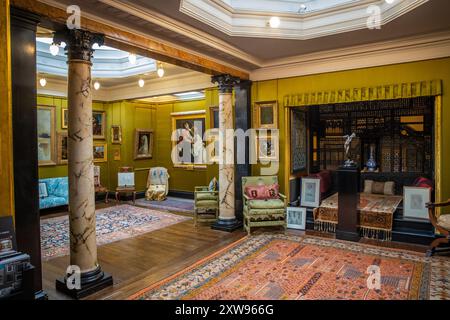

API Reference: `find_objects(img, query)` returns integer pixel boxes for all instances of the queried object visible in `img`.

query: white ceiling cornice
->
[180,0,430,40]
[250,31,450,81]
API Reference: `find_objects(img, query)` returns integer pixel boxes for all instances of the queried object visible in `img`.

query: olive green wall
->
[252,57,450,211]
[38,88,220,194]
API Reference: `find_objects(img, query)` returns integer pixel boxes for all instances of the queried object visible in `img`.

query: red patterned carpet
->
[130,234,450,300]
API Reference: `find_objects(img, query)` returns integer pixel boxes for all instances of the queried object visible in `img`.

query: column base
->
[211,218,243,232]
[56,266,113,299]
[336,230,360,242]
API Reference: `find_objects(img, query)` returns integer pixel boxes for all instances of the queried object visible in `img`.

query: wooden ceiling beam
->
[10,0,249,79]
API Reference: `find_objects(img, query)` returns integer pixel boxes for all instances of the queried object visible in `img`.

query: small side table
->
[115,186,136,205]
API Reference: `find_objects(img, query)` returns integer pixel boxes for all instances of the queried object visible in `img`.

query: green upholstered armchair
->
[242,176,287,235]
[194,186,219,226]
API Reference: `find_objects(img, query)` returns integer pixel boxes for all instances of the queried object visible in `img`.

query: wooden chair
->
[426,199,450,256]
[115,167,136,205]
[94,165,109,203]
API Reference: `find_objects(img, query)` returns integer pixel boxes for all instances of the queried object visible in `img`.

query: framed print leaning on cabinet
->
[301,178,321,208]
[287,207,306,230]
[403,187,431,220]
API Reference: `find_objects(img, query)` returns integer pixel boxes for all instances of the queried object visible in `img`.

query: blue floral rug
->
[135,197,194,214]
[40,204,190,260]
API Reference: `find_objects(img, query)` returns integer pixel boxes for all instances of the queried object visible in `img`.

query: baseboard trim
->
[168,190,195,200]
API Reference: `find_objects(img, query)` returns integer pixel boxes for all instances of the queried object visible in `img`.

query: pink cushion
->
[245,184,280,200]
[265,184,280,199]
[245,185,267,200]
[413,177,433,191]
[309,170,331,194]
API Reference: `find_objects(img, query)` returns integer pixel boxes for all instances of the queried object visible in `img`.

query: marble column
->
[211,74,242,232]
[54,29,112,299]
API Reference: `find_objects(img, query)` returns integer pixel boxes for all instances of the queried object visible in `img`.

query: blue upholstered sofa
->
[39,177,69,210]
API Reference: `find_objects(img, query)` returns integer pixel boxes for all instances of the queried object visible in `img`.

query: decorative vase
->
[366,144,377,172]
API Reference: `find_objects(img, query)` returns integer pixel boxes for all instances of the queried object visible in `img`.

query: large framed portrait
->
[92,110,106,139]
[134,129,153,160]
[171,112,207,168]
[254,101,278,129]
[286,207,306,230]
[93,143,107,163]
[37,105,56,166]
[57,131,68,165]
[111,125,122,144]
[291,109,307,173]
[61,108,68,129]
[256,130,279,161]
[301,178,321,208]
[403,187,431,220]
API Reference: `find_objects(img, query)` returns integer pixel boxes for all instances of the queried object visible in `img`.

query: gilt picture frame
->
[61,108,68,129]
[37,105,57,166]
[134,129,153,160]
[92,110,106,140]
[111,125,122,144]
[57,131,68,165]
[93,142,107,163]
[254,101,278,129]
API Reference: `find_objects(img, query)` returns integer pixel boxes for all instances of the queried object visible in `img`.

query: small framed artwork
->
[210,107,219,129]
[61,108,68,129]
[113,149,121,161]
[301,178,321,208]
[57,131,68,164]
[92,110,106,139]
[111,125,122,144]
[37,105,57,166]
[134,129,154,160]
[118,172,135,188]
[254,101,278,129]
[93,143,107,163]
[205,129,219,163]
[287,207,306,230]
[256,131,279,161]
[403,187,431,220]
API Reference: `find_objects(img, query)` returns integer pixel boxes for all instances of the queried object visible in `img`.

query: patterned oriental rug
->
[129,234,450,300]
[135,197,194,214]
[313,193,403,240]
[40,204,190,261]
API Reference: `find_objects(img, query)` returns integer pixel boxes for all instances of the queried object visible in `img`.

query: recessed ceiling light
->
[385,0,395,4]
[94,81,101,90]
[129,53,137,65]
[269,17,280,28]
[49,43,59,56]
[39,77,47,87]
[138,78,145,88]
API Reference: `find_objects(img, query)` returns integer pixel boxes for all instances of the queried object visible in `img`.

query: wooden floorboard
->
[41,202,428,300]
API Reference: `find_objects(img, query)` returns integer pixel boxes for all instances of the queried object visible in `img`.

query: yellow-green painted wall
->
[38,88,220,194]
[252,57,450,210]
[0,0,14,218]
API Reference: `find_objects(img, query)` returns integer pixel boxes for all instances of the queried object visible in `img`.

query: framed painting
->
[61,108,68,129]
[57,131,68,165]
[93,143,107,163]
[254,101,278,129]
[210,106,219,129]
[113,149,121,161]
[111,125,122,144]
[171,113,207,168]
[205,128,219,164]
[301,178,321,208]
[134,129,153,160]
[287,207,306,230]
[291,109,308,173]
[403,187,431,220]
[37,105,56,166]
[92,110,106,139]
[256,130,279,161]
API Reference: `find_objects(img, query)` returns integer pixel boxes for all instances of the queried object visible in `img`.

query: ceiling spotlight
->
[157,62,165,78]
[298,4,307,13]
[138,78,145,88]
[49,43,59,56]
[94,81,101,90]
[129,53,137,65]
[269,16,280,28]
[39,77,47,87]
[385,0,395,3]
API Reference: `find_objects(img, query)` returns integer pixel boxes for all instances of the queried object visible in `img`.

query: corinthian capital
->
[53,29,105,62]
[212,74,240,94]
